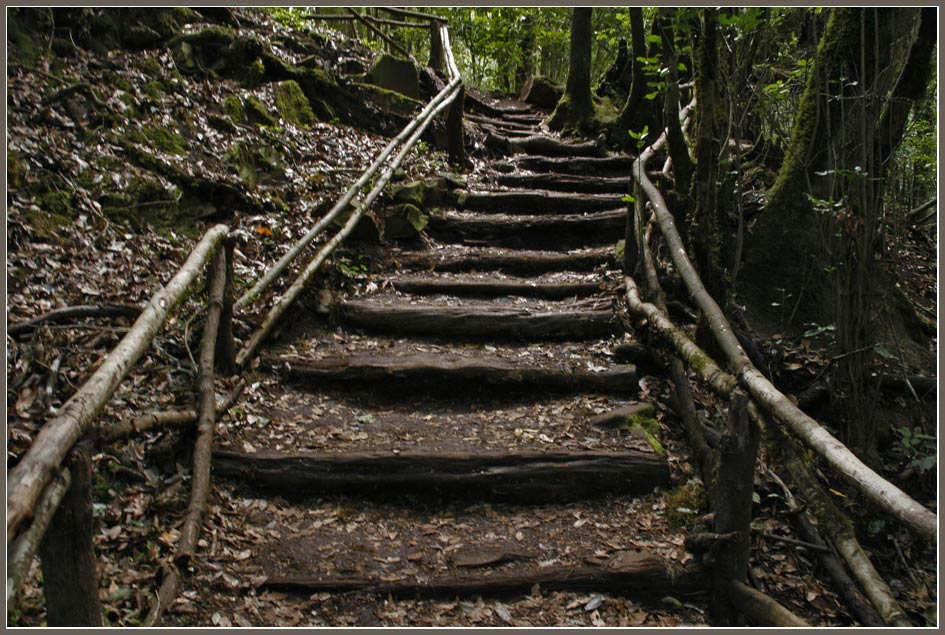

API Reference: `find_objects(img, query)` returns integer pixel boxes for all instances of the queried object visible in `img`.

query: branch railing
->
[624,93,930,626]
[7,13,465,625]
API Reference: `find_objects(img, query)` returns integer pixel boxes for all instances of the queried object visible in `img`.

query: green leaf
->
[873,344,895,360]
[356,413,375,424]
[644,91,660,101]
[621,194,635,203]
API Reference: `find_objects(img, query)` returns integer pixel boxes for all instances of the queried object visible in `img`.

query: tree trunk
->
[547,8,595,132]
[740,8,926,333]
[659,9,692,210]
[38,441,102,626]
[690,8,726,300]
[614,8,658,143]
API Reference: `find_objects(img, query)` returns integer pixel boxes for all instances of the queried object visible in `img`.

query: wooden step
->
[490,173,631,194]
[263,549,707,599]
[509,155,633,176]
[213,448,669,502]
[427,209,626,249]
[269,353,638,394]
[457,190,623,214]
[487,133,605,158]
[391,246,616,274]
[337,300,622,340]
[391,277,603,299]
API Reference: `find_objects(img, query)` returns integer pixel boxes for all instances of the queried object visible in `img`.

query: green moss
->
[224,140,283,187]
[24,208,72,238]
[8,151,23,190]
[243,58,266,88]
[392,181,427,207]
[665,481,708,529]
[223,94,243,122]
[142,81,165,102]
[141,56,164,77]
[129,125,188,155]
[621,410,664,454]
[243,95,276,126]
[116,78,134,92]
[274,80,316,126]
[36,189,73,216]
[353,82,420,117]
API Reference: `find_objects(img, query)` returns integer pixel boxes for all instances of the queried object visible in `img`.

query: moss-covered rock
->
[128,125,188,155]
[392,181,427,207]
[24,208,73,239]
[244,95,276,126]
[381,203,428,240]
[224,140,285,187]
[274,80,316,126]
[366,53,420,100]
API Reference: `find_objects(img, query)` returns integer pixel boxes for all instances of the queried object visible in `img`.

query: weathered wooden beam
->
[264,550,707,598]
[390,277,602,299]
[338,301,621,341]
[457,190,622,214]
[491,173,631,194]
[213,449,669,502]
[427,208,626,248]
[271,354,638,394]
[392,247,615,274]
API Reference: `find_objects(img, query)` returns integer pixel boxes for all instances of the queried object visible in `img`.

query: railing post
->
[215,236,238,375]
[38,440,102,626]
[429,21,446,72]
[446,83,467,167]
[712,388,759,625]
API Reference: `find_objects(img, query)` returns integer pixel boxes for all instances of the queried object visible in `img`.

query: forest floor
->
[6,7,937,628]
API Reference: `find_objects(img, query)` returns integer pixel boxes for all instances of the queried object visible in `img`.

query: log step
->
[263,549,706,599]
[509,155,633,176]
[489,173,631,194]
[390,277,603,299]
[269,353,638,394]
[391,246,616,274]
[337,300,622,341]
[467,113,537,132]
[212,448,669,502]
[488,133,605,158]
[427,209,626,249]
[457,190,623,214]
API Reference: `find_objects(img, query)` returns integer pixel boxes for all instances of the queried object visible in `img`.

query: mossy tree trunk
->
[547,8,595,133]
[613,8,659,144]
[658,8,693,241]
[689,8,727,301]
[739,8,928,462]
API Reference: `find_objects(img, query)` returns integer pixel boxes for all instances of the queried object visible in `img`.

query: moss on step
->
[127,124,188,155]
[665,481,708,529]
[274,80,316,126]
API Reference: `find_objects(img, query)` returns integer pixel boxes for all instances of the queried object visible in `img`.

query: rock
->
[520,76,563,109]
[381,204,428,240]
[392,181,427,207]
[336,57,366,75]
[366,53,420,100]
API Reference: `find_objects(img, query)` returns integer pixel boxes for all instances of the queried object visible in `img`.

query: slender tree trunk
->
[690,8,726,300]
[547,8,595,132]
[614,8,657,143]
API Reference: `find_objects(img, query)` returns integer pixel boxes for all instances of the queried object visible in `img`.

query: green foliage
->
[895,426,936,474]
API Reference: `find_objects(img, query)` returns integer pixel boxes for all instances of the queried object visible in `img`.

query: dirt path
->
[173,99,712,627]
